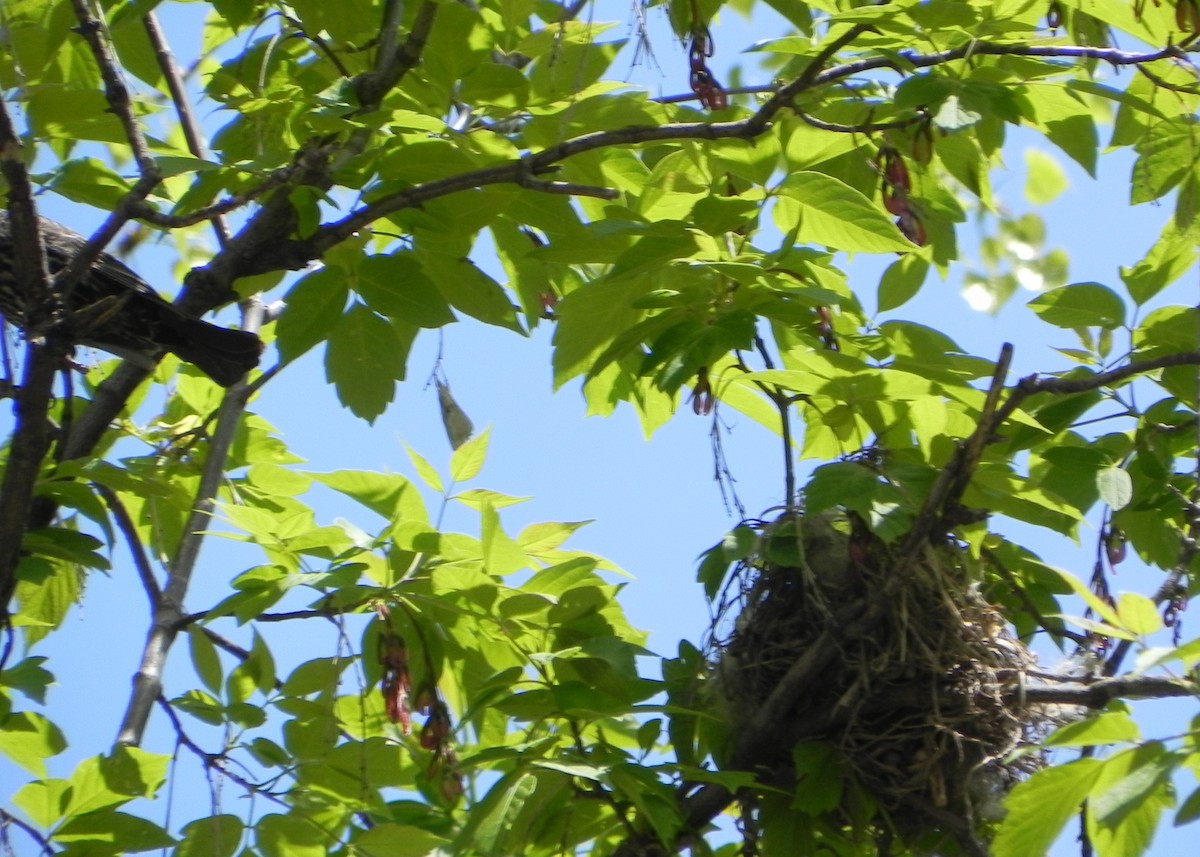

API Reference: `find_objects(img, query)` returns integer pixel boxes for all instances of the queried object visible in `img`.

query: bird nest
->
[709,509,1048,855]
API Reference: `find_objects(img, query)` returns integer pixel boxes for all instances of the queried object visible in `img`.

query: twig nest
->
[709,507,1048,854]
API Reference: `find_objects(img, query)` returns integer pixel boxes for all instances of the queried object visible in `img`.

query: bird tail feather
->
[158,315,262,387]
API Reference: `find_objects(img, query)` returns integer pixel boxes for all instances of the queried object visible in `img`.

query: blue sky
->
[3,2,1199,854]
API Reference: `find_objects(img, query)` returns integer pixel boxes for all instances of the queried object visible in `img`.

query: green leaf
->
[0,711,66,776]
[450,425,491,483]
[1046,710,1141,748]
[310,470,426,522]
[64,748,168,818]
[1097,467,1133,511]
[1178,785,1200,826]
[993,759,1103,857]
[1,657,53,704]
[1087,743,1175,857]
[774,172,912,253]
[1121,220,1199,304]
[22,528,108,570]
[1025,148,1069,204]
[460,62,531,108]
[552,275,648,387]
[46,157,133,207]
[12,778,70,829]
[517,520,592,554]
[175,815,244,857]
[275,267,348,364]
[877,254,929,312]
[53,810,175,853]
[480,502,529,575]
[405,444,445,493]
[325,303,417,423]
[354,824,449,857]
[256,813,326,857]
[231,629,276,696]
[1132,306,1200,358]
[1131,120,1193,204]
[1027,283,1126,329]
[791,742,844,815]
[186,626,223,696]
[355,254,455,328]
[422,253,523,332]
[281,658,346,696]
[1116,593,1163,637]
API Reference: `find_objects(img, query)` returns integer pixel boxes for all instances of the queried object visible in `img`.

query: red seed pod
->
[690,68,728,111]
[1178,0,1200,33]
[414,684,437,716]
[814,306,838,351]
[440,771,465,803]
[420,702,452,750]
[690,366,714,415]
[1047,1,1064,30]
[911,121,934,167]
[896,209,927,246]
[884,151,911,194]
[1104,528,1127,566]
[378,634,408,672]
[382,671,412,731]
[419,723,441,750]
[882,183,909,217]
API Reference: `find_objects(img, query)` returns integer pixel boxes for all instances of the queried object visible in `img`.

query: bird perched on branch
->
[0,211,262,387]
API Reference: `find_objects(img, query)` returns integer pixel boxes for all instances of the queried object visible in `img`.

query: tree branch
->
[142,11,230,247]
[68,0,156,175]
[116,382,253,747]
[1022,674,1199,707]
[94,481,162,608]
[0,97,66,625]
[0,807,54,856]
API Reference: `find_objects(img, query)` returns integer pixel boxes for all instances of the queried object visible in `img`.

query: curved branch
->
[116,381,254,747]
[93,482,161,608]
[0,807,54,856]
[0,97,67,625]
[68,0,156,175]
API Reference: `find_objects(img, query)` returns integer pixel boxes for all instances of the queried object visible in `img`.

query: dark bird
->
[0,211,262,387]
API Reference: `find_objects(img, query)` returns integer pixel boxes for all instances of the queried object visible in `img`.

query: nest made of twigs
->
[710,508,1048,855]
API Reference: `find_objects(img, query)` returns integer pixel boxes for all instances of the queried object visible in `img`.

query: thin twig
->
[142,12,230,247]
[68,0,155,173]
[154,695,291,808]
[0,808,53,856]
[94,481,162,607]
[116,379,250,746]
[982,547,1088,646]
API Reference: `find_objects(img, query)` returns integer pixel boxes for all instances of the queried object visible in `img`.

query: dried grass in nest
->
[710,509,1049,853]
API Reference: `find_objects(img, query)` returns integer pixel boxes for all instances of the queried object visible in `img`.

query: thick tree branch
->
[116,381,253,747]
[0,98,65,626]
[353,0,438,111]
[1023,674,1199,707]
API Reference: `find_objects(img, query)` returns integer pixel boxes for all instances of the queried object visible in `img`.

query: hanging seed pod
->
[896,209,927,246]
[884,149,911,194]
[911,118,935,167]
[1177,0,1200,34]
[690,365,715,415]
[1104,527,1127,566]
[1047,1,1064,30]
[882,183,909,217]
